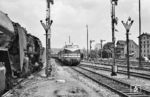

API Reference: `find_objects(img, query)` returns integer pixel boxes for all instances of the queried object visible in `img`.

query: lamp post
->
[111,0,118,76]
[40,0,54,77]
[139,0,142,68]
[122,17,134,79]
[90,40,95,60]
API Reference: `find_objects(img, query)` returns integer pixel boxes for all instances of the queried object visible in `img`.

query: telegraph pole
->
[122,17,134,79]
[139,0,142,68]
[86,25,89,60]
[40,0,54,77]
[111,0,118,76]
[100,40,105,59]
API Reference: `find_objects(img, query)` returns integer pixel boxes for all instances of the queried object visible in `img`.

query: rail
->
[72,66,150,97]
[80,63,150,80]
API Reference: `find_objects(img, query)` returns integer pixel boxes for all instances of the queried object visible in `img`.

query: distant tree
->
[102,50,112,58]
[103,42,113,58]
[94,48,99,58]
[81,48,87,59]
[136,56,145,61]
[148,55,150,60]
[80,53,84,60]
[98,49,112,58]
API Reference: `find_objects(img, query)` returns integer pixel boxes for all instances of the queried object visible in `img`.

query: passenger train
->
[58,44,81,66]
[0,11,44,94]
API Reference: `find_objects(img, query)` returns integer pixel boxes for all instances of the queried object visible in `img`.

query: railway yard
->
[1,59,150,97]
[1,1,150,97]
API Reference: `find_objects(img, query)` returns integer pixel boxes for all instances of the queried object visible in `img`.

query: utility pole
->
[90,40,95,59]
[139,0,142,68]
[111,0,118,76]
[100,40,105,59]
[122,17,134,79]
[40,0,54,77]
[86,25,89,60]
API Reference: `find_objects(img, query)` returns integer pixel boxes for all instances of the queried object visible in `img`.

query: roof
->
[138,32,150,38]
[129,40,138,47]
[103,42,113,49]
[63,44,80,52]
[116,40,126,45]
[116,40,138,47]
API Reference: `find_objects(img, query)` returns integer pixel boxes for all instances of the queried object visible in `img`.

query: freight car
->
[0,11,44,94]
[58,44,81,66]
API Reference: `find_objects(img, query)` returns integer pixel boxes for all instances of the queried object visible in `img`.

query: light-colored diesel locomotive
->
[58,44,81,66]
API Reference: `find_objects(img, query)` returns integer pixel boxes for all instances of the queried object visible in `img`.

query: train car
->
[0,11,44,93]
[58,44,81,66]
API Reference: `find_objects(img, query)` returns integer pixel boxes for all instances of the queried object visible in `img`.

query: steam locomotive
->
[0,11,44,94]
[58,44,81,66]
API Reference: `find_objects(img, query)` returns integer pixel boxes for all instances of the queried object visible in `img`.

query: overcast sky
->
[0,0,150,49]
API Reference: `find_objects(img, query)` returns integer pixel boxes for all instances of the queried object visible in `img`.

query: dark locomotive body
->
[58,44,81,66]
[0,11,44,94]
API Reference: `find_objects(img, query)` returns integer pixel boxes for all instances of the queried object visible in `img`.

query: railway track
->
[83,60,150,71]
[80,63,150,80]
[72,66,150,97]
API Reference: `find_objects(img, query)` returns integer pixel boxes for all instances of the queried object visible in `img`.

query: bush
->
[136,56,145,61]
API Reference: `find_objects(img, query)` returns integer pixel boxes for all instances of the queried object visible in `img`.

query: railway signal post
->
[122,17,134,79]
[110,0,118,76]
[40,0,54,77]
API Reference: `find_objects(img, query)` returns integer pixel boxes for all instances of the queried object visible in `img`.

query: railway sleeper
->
[118,88,131,92]
[125,92,143,95]
[78,66,150,97]
[129,95,150,97]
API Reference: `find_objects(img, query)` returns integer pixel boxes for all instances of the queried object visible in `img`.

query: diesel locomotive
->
[0,11,44,94]
[58,44,81,66]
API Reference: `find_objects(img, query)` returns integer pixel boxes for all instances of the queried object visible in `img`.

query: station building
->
[116,40,139,59]
[139,33,150,58]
